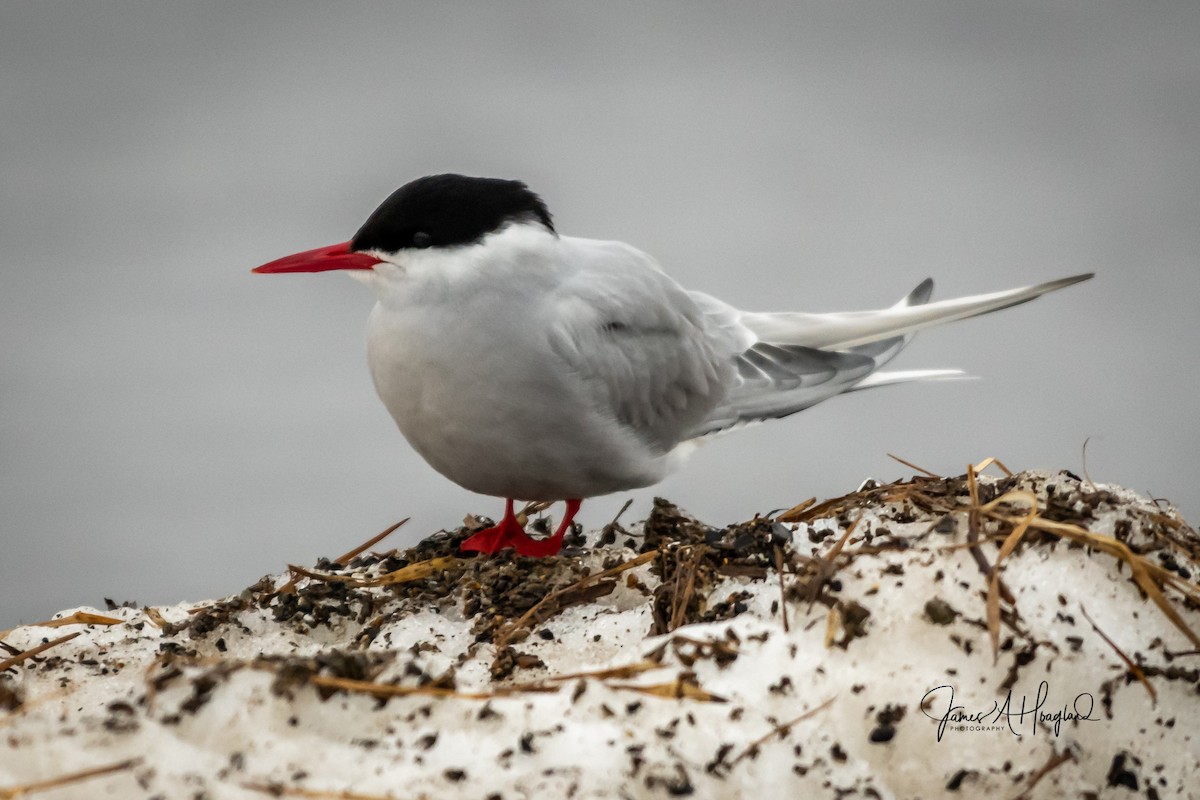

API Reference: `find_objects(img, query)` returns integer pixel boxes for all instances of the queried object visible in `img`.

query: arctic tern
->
[253,173,1091,557]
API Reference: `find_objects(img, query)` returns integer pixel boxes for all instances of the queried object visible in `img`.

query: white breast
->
[362,225,687,500]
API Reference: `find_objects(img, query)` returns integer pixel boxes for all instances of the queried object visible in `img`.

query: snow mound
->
[2,469,1197,799]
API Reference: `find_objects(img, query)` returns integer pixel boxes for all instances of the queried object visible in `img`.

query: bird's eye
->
[412,231,433,248]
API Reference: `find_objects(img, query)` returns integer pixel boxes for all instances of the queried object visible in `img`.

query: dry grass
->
[0,633,81,673]
[289,555,459,588]
[1079,605,1157,704]
[0,759,139,799]
[495,549,660,651]
[0,611,122,641]
[792,456,1200,662]
[243,784,397,800]
[726,696,837,768]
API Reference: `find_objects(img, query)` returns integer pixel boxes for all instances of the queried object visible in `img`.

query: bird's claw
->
[459,498,580,558]
[506,532,565,558]
[459,524,565,557]
[459,519,525,555]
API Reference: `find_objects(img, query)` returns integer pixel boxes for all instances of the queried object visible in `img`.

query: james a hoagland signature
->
[921,681,1101,741]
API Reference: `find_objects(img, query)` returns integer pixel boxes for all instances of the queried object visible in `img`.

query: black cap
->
[351,174,555,253]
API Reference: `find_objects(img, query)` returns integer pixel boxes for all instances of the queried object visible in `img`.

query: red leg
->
[510,499,582,558]
[460,498,526,554]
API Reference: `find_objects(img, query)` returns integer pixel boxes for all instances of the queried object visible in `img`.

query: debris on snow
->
[1,467,1197,799]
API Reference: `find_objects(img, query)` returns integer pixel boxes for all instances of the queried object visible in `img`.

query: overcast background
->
[2,2,1197,626]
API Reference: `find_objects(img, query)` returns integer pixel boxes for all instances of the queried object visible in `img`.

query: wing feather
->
[688,273,1089,438]
[545,241,735,453]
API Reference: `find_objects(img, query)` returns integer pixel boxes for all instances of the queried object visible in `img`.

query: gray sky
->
[2,2,1197,626]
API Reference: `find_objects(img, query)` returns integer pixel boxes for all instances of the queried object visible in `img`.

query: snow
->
[1,470,1197,799]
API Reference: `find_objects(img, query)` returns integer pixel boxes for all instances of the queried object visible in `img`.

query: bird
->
[252,173,1092,557]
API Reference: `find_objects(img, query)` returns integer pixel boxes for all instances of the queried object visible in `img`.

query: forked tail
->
[690,273,1092,437]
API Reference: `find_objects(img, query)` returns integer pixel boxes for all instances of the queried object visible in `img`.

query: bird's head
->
[251,173,555,280]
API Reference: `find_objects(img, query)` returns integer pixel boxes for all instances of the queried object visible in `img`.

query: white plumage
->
[355,222,1089,502]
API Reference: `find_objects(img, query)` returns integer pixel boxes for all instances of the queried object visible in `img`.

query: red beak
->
[252,241,380,274]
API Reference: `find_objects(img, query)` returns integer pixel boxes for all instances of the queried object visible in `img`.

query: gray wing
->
[688,279,935,437]
[545,240,738,454]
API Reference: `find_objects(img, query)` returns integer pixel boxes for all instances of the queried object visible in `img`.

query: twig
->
[992,514,1200,649]
[805,514,862,607]
[964,464,1015,606]
[289,555,459,588]
[0,633,81,673]
[518,500,552,527]
[1080,437,1098,493]
[1011,749,1074,800]
[777,498,816,523]
[666,545,706,633]
[0,758,139,799]
[609,498,634,528]
[141,607,168,629]
[774,545,790,633]
[727,696,836,767]
[972,456,1014,477]
[335,519,409,565]
[277,520,411,595]
[550,661,663,682]
[309,660,668,701]
[496,550,660,650]
[242,783,396,800]
[887,452,940,478]
[823,605,840,648]
[309,674,524,700]
[0,611,122,640]
[607,676,725,702]
[980,490,1039,661]
[1079,605,1156,704]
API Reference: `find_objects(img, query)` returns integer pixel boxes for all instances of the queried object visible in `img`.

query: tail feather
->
[739,273,1092,350]
[846,369,971,392]
[688,273,1091,438]
[840,276,934,362]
